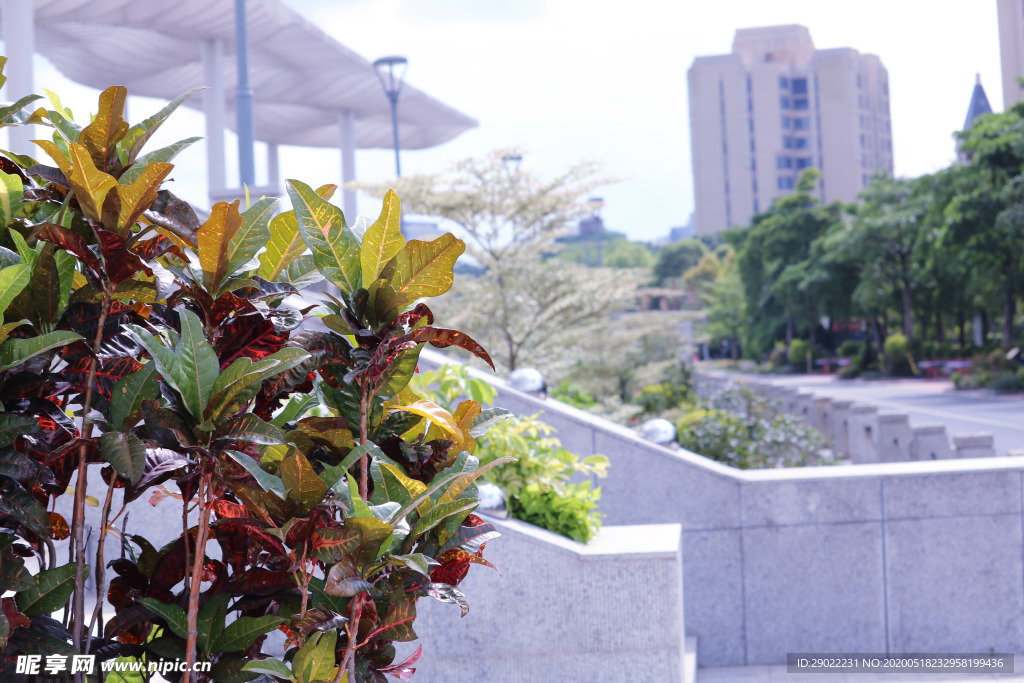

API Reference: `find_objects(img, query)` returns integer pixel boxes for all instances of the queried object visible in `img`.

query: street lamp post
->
[373,56,408,177]
[501,154,522,183]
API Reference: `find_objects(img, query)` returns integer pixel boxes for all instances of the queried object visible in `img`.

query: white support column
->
[201,38,227,199]
[267,142,279,194]
[3,0,35,157]
[338,109,356,220]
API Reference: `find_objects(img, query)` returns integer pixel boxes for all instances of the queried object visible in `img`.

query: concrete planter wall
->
[421,352,1024,667]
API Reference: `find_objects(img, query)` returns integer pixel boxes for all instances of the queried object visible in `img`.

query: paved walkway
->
[700,661,1024,683]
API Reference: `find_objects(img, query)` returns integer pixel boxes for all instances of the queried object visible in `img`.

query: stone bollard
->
[909,424,953,460]
[826,399,853,456]
[953,433,996,458]
[793,392,815,423]
[779,387,799,414]
[847,404,879,464]
[810,397,830,434]
[876,413,913,462]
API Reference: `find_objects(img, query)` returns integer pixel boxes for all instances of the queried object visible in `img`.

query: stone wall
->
[421,352,1024,666]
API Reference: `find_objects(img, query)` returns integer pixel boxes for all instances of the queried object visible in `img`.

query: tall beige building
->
[688,25,893,235]
[998,0,1024,108]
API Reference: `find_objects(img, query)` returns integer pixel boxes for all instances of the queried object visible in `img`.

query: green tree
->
[950,103,1024,347]
[653,238,707,284]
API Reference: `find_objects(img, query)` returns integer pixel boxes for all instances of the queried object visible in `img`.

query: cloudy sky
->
[2,0,1006,241]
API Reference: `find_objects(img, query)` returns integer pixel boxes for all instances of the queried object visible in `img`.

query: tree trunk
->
[902,283,914,342]
[1004,288,1016,348]
[935,309,945,345]
[981,309,990,344]
[871,316,886,361]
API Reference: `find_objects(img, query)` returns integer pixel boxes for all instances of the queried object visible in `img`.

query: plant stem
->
[71,290,111,663]
[84,479,116,654]
[183,471,214,683]
[336,596,363,683]
[358,384,369,500]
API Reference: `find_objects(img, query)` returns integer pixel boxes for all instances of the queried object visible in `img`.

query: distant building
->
[998,0,1024,109]
[958,74,993,163]
[669,215,695,242]
[688,25,893,235]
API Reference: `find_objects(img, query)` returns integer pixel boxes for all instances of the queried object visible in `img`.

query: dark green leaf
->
[15,564,78,616]
[137,597,188,640]
[469,408,513,438]
[0,413,40,447]
[99,431,147,486]
[0,477,48,538]
[214,615,285,653]
[242,658,293,679]
[0,330,83,372]
[173,309,220,419]
[110,362,158,430]
[226,450,286,497]
[291,629,337,683]
[214,414,285,445]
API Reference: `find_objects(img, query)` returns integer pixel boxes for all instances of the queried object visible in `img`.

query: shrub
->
[884,332,914,376]
[986,369,1024,393]
[767,343,788,370]
[837,365,861,380]
[549,380,598,410]
[677,386,834,468]
[0,77,514,682]
[788,339,811,370]
[412,365,610,543]
[838,340,864,359]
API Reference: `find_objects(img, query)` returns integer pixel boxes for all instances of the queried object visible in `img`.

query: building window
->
[784,136,809,150]
[793,97,809,110]
[795,157,813,169]
[861,154,868,167]
[791,77,808,95]
[883,81,888,95]
[857,74,862,88]
[751,158,757,171]
[746,76,752,93]
[778,176,795,190]
[782,116,791,129]
[780,96,790,109]
[777,156,793,169]
[749,118,754,132]
[862,174,869,187]
[779,76,789,89]
[793,117,810,130]
[748,98,753,112]
[858,94,863,108]
[860,134,866,147]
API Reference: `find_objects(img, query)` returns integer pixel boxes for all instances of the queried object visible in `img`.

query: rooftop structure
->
[0,0,478,216]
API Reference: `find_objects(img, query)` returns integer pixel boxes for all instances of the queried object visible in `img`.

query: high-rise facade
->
[998,0,1024,109]
[688,25,893,235]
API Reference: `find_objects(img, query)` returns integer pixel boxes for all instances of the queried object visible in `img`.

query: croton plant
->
[0,60,513,683]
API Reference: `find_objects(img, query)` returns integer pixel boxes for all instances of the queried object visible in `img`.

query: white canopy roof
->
[23,0,478,150]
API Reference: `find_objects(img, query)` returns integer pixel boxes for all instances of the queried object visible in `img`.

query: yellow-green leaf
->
[257,209,305,281]
[0,170,23,227]
[115,161,173,231]
[32,139,70,177]
[79,86,128,169]
[379,233,465,300]
[197,200,244,294]
[386,400,463,448]
[65,142,116,222]
[287,179,361,293]
[279,448,327,511]
[228,196,278,275]
[360,189,405,286]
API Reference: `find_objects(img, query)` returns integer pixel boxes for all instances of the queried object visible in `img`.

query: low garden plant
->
[0,69,514,683]
[410,365,609,543]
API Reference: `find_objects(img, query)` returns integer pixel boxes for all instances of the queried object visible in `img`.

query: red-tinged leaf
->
[60,300,137,342]
[132,234,186,263]
[216,311,288,368]
[230,568,297,598]
[369,594,417,642]
[212,518,287,557]
[65,355,145,401]
[211,499,251,519]
[97,229,152,284]
[122,446,189,504]
[386,303,434,334]
[209,292,258,328]
[25,164,67,188]
[103,604,152,641]
[440,514,501,554]
[149,535,191,594]
[35,222,102,276]
[291,607,347,639]
[430,546,494,588]
[47,512,69,541]
[379,644,422,681]
[404,327,494,370]
[1,597,30,630]
[145,189,200,247]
